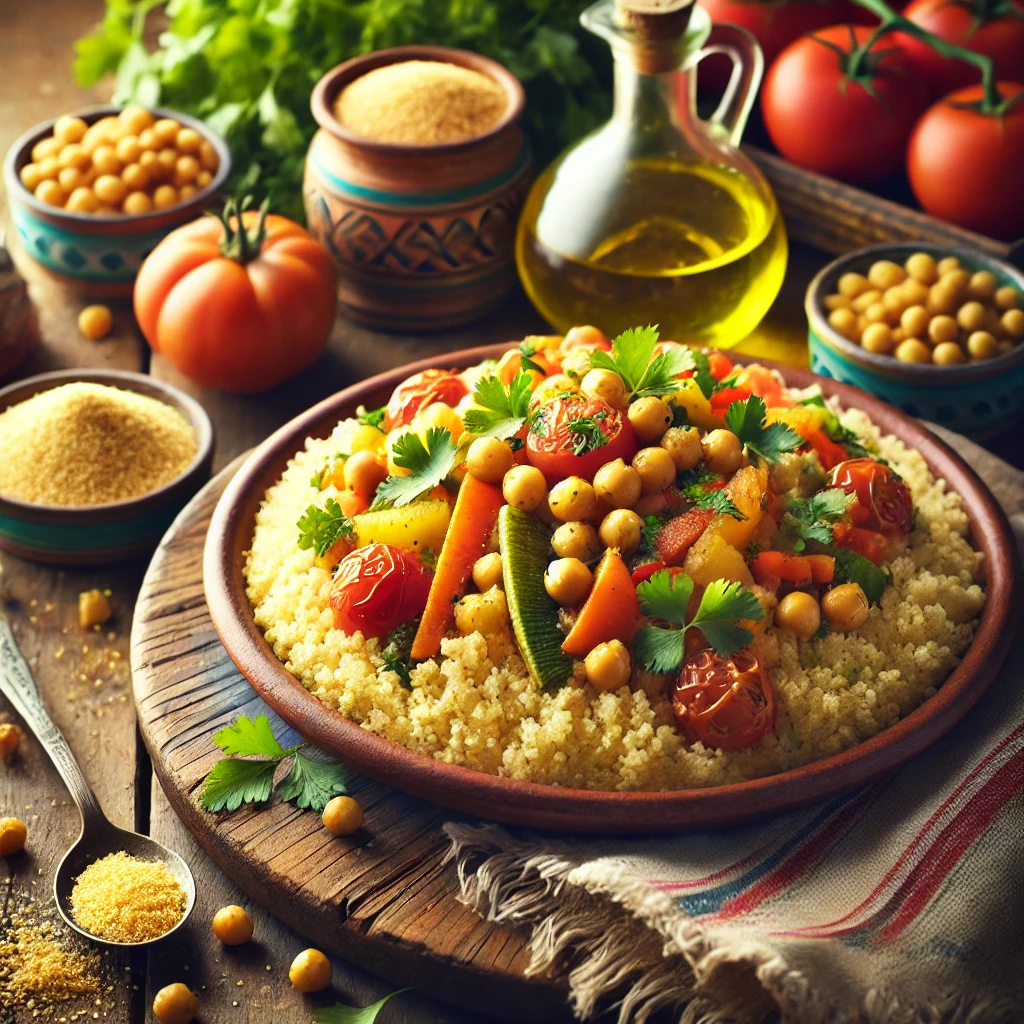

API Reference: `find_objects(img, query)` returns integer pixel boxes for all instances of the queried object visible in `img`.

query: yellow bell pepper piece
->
[353,500,452,555]
[668,379,723,431]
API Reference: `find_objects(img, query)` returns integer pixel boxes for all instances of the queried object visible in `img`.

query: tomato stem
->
[217,195,271,265]
[847,0,1000,111]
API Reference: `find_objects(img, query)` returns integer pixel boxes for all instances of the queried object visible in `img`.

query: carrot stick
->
[411,474,505,660]
[561,549,644,657]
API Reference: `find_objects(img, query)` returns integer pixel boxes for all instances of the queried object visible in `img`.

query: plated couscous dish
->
[244,327,985,791]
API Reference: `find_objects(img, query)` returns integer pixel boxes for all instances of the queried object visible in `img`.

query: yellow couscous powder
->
[70,852,186,943]
[0,382,197,507]
[334,60,508,145]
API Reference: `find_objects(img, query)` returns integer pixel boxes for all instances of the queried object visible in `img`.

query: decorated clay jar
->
[305,46,532,332]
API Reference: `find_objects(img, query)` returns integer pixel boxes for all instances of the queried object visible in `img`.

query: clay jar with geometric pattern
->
[305,46,532,332]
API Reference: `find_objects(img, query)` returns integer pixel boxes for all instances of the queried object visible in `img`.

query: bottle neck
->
[610,48,689,151]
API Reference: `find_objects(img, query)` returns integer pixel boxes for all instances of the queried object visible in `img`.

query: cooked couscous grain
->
[0,382,197,506]
[0,921,102,1008]
[70,851,186,943]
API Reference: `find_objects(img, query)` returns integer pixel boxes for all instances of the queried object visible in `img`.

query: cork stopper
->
[613,0,694,73]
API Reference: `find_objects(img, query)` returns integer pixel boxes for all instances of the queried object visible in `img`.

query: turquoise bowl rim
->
[0,370,214,564]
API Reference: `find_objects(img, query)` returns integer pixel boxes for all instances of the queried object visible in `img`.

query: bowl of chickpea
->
[3,105,230,297]
[806,243,1024,438]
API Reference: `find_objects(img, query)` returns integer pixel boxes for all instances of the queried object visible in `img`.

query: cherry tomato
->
[134,201,336,394]
[762,26,929,185]
[896,0,1024,100]
[673,649,776,750]
[329,544,433,639]
[526,395,637,484]
[829,458,913,535]
[906,83,1024,241]
[706,351,735,381]
[385,369,469,430]
[832,522,891,565]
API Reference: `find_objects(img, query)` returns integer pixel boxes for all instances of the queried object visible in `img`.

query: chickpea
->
[900,278,930,306]
[905,252,938,284]
[551,521,603,564]
[343,450,387,498]
[967,330,998,360]
[58,166,87,193]
[837,271,870,298]
[322,795,364,836]
[120,162,149,192]
[936,255,961,276]
[35,156,59,181]
[773,591,821,642]
[418,401,463,441]
[530,373,578,408]
[153,184,179,210]
[154,117,182,146]
[562,324,609,349]
[91,144,122,176]
[120,105,155,135]
[212,905,253,946]
[932,341,966,366]
[19,163,44,191]
[584,639,631,692]
[828,307,858,340]
[593,458,642,509]
[544,557,593,605]
[465,436,514,484]
[900,305,930,338]
[868,259,905,290]
[881,287,907,322]
[152,983,199,1024]
[195,169,213,189]
[632,446,676,495]
[171,126,201,155]
[31,136,61,162]
[627,396,672,442]
[348,423,386,455]
[656,426,698,473]
[81,124,111,154]
[0,723,21,759]
[115,135,142,165]
[78,304,112,341]
[967,270,997,301]
[122,190,154,215]
[927,283,959,316]
[701,429,743,475]
[139,149,161,175]
[472,552,504,591]
[58,142,91,171]
[862,302,886,326]
[35,179,65,207]
[580,368,628,410]
[174,154,200,186]
[179,182,197,202]
[954,301,985,332]
[65,186,99,214]
[598,508,643,553]
[894,339,932,364]
[138,127,160,151]
[290,948,332,993]
[850,288,882,314]
[94,174,128,206]
[995,285,1020,311]
[502,465,546,512]
[941,267,970,298]
[156,147,180,179]
[821,582,869,632]
[199,139,220,172]
[0,818,27,857]
[93,115,123,141]
[861,322,894,354]
[1002,309,1024,339]
[548,476,596,522]
[823,294,851,312]
[54,115,88,144]
[928,315,958,345]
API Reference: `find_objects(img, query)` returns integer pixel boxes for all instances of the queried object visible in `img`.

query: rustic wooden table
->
[1,3,1006,1024]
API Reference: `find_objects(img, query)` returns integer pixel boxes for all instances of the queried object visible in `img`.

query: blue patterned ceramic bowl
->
[0,371,214,565]
[806,243,1024,439]
[3,107,230,298]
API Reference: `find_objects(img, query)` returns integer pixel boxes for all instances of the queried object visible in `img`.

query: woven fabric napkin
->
[447,429,1024,1024]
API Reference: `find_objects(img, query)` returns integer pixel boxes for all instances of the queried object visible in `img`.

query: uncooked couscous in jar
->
[333,60,508,145]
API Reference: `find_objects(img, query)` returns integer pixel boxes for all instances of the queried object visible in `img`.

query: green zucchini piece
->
[499,505,574,691]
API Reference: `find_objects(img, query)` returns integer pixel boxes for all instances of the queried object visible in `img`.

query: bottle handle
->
[696,23,764,147]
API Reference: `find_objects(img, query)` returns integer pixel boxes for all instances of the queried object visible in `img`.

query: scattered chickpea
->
[932,341,966,366]
[585,640,632,692]
[660,425,702,472]
[322,795,364,836]
[78,304,112,341]
[551,521,601,561]
[290,949,333,993]
[0,724,21,760]
[593,458,642,509]
[579,368,628,410]
[894,339,932,364]
[967,331,998,360]
[152,983,199,1024]
[0,817,27,857]
[212,905,253,946]
[465,436,514,484]
[78,588,112,629]
[701,429,743,475]
[544,557,593,605]
[472,552,503,592]
[598,508,643,553]
[773,592,821,642]
[548,476,596,522]
[821,583,870,632]
[502,465,546,512]
[627,396,672,443]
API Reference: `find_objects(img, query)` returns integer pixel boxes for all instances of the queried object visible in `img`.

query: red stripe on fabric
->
[652,845,771,891]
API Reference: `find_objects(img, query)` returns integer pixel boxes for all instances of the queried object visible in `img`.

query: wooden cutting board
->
[130,458,571,1022]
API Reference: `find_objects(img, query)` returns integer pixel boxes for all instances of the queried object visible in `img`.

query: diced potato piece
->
[78,589,112,629]
[683,532,754,588]
[668,379,722,431]
[353,500,451,554]
[712,464,768,550]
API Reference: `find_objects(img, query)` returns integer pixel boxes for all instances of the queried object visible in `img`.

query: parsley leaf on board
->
[725,396,803,465]
[213,715,286,759]
[372,427,458,509]
[784,488,856,549]
[463,372,533,441]
[277,749,355,811]
[589,325,694,399]
[297,498,355,558]
[199,759,278,814]
[357,405,387,429]
[314,991,410,1024]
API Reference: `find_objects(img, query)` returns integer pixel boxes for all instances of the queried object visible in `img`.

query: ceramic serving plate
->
[204,344,1018,834]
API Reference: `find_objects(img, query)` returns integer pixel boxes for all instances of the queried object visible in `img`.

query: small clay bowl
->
[305,46,532,332]
[806,242,1024,439]
[3,106,230,299]
[0,370,214,565]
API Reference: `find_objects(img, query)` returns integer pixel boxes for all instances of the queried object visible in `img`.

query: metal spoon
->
[0,619,195,946]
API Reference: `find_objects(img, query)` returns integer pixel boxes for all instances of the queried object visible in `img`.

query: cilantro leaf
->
[213,715,287,759]
[682,483,745,520]
[689,579,763,656]
[785,488,856,547]
[688,350,718,400]
[357,405,386,429]
[633,627,688,675]
[200,758,277,813]
[519,341,546,376]
[640,514,665,557]
[637,570,693,627]
[314,991,409,1024]
[297,499,355,558]
[372,428,458,509]
[566,413,610,455]
[463,372,533,440]
[589,325,694,399]
[725,396,803,465]
[277,749,353,812]
[380,622,417,688]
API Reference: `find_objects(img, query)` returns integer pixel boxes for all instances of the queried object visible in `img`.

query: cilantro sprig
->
[589,325,693,399]
[297,498,355,558]
[681,479,745,520]
[357,404,387,429]
[784,488,856,550]
[725,396,803,466]
[462,372,532,441]
[380,623,417,688]
[687,350,719,400]
[566,412,610,455]
[633,571,764,673]
[200,715,353,813]
[314,991,409,1024]
[372,427,458,509]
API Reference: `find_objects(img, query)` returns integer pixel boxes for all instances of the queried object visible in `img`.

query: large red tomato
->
[385,369,469,430]
[134,201,336,393]
[828,459,913,535]
[906,82,1024,240]
[526,395,637,484]
[673,649,776,750]
[762,25,929,184]
[329,544,433,640]
[896,0,1024,100]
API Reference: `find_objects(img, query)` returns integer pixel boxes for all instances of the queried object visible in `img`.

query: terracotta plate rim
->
[202,343,1019,834]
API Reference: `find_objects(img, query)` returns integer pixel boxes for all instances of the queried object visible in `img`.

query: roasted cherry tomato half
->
[672,649,776,751]
[829,458,913,535]
[526,395,637,484]
[329,543,433,640]
[385,369,468,430]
